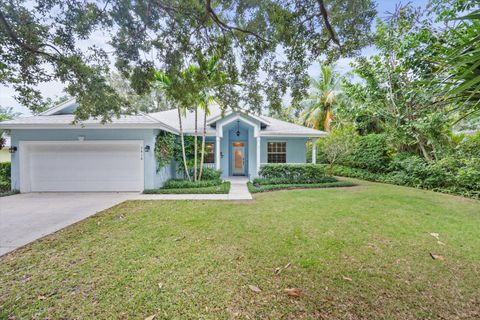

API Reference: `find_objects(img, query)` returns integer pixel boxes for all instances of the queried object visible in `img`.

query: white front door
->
[20,141,144,192]
[232,142,245,175]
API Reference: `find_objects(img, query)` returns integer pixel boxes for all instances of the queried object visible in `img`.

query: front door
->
[232,142,245,175]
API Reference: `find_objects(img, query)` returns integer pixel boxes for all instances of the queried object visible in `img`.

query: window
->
[267,142,286,163]
[204,142,215,163]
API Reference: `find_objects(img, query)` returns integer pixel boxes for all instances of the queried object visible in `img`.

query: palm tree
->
[154,71,191,181]
[302,65,340,132]
[197,55,225,181]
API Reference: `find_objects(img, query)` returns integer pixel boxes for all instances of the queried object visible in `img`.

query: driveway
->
[0,193,132,256]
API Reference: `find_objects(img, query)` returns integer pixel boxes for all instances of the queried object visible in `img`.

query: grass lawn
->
[144,181,230,194]
[1,180,479,319]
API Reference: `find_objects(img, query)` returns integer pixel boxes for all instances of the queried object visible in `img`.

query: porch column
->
[256,136,261,176]
[215,136,221,170]
[311,138,318,164]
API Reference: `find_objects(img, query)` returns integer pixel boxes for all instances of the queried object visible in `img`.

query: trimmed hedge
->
[163,179,222,189]
[144,182,230,194]
[259,164,329,183]
[247,181,356,193]
[253,176,337,186]
[199,168,222,180]
[0,162,11,192]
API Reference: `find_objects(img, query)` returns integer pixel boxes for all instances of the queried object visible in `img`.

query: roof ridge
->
[139,111,179,133]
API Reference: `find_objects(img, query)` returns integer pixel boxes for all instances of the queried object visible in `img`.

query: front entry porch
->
[215,116,260,179]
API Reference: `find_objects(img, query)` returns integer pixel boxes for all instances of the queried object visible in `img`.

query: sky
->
[0,0,429,116]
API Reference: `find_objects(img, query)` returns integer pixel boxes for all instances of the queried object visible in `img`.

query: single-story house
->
[0,99,326,193]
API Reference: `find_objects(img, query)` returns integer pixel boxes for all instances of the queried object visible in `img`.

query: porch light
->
[236,120,240,137]
[9,146,17,154]
[144,145,151,152]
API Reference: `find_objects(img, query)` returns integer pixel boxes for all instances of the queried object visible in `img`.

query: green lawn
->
[1,180,479,319]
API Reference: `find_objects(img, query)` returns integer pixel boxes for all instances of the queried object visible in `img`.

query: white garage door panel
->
[23,142,143,192]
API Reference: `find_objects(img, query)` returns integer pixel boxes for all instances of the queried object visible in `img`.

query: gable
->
[40,98,78,115]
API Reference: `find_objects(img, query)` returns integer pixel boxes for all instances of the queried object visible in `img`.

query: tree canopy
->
[0,0,376,121]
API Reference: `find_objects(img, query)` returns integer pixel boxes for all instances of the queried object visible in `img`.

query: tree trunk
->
[198,101,208,181]
[418,139,432,163]
[194,106,198,181]
[178,106,191,181]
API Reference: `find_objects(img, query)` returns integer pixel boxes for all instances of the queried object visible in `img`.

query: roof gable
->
[40,98,78,115]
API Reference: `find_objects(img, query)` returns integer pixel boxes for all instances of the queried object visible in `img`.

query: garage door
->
[20,141,144,192]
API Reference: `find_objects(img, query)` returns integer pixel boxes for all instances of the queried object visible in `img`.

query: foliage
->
[0,106,20,149]
[339,4,461,162]
[173,136,200,170]
[341,134,391,172]
[253,176,337,186]
[247,181,355,193]
[259,164,328,182]
[1,0,376,120]
[109,73,170,113]
[456,132,480,158]
[322,126,357,167]
[301,65,340,131]
[0,162,11,191]
[154,131,175,171]
[198,168,222,181]
[0,106,20,122]
[330,155,480,199]
[163,179,222,189]
[144,182,230,194]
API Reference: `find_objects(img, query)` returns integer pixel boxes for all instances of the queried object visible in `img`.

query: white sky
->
[0,0,428,116]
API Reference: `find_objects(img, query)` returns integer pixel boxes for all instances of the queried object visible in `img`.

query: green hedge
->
[0,162,11,192]
[330,163,480,199]
[259,164,329,183]
[253,176,337,186]
[340,134,391,172]
[247,181,356,193]
[144,182,230,194]
[163,179,222,189]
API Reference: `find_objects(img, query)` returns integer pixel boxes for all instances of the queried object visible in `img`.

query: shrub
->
[253,176,337,186]
[322,126,357,166]
[247,181,356,193]
[456,158,480,192]
[199,167,222,180]
[457,132,480,159]
[0,162,11,192]
[163,179,221,189]
[341,134,391,172]
[144,182,230,194]
[259,164,328,182]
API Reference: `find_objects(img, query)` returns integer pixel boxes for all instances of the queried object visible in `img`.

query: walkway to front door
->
[135,176,252,201]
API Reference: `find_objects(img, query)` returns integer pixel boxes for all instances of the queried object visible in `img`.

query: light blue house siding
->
[9,129,173,190]
[260,137,308,164]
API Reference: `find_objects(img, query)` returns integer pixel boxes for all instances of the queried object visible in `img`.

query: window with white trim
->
[267,142,286,163]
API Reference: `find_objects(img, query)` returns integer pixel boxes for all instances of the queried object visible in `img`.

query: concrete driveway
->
[0,193,132,256]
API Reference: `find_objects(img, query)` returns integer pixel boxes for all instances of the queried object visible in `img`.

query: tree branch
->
[0,8,60,60]
[205,0,268,42]
[316,0,340,46]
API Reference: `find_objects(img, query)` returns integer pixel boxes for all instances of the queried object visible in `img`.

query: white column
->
[311,138,317,164]
[215,136,221,170]
[256,136,261,176]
